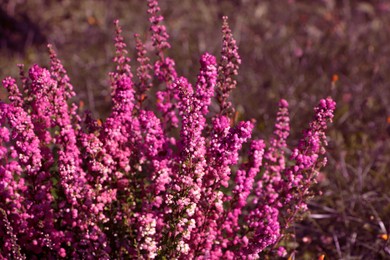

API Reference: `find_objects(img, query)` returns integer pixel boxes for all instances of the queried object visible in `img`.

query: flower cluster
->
[0,0,335,258]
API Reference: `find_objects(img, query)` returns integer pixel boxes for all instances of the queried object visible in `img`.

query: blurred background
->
[1,0,390,258]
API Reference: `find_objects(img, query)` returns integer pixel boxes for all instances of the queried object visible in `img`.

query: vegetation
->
[1,0,389,259]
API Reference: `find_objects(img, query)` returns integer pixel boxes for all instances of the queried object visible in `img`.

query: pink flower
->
[0,0,335,258]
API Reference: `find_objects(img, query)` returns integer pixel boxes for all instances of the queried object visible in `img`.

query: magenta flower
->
[0,0,335,258]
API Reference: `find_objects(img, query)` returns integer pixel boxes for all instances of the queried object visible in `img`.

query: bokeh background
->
[1,0,390,258]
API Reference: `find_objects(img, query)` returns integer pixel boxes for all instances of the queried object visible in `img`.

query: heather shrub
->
[0,0,335,259]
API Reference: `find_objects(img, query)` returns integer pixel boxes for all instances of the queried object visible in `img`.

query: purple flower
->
[0,1,335,258]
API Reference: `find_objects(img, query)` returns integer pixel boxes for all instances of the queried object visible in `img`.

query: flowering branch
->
[0,1,335,258]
